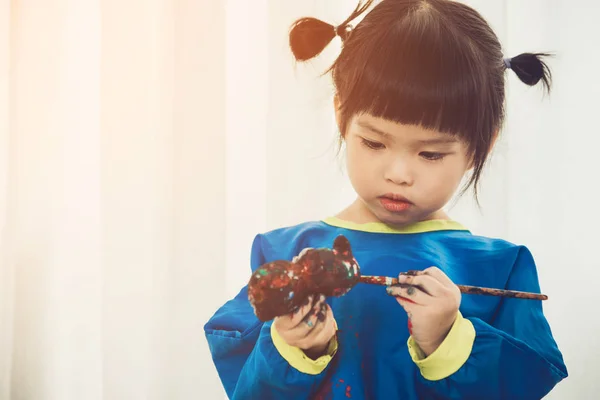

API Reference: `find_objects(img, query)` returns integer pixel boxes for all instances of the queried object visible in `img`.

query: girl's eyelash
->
[360,138,448,161]
[361,138,385,150]
[420,152,446,161]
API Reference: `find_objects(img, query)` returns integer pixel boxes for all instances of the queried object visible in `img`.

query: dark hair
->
[289,0,552,201]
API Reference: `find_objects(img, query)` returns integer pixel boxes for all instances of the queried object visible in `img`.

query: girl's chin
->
[372,205,446,226]
[372,208,419,226]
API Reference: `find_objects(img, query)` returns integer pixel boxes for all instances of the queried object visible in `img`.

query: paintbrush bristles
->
[358,275,548,300]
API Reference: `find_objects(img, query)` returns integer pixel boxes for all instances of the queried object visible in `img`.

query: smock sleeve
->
[409,247,567,400]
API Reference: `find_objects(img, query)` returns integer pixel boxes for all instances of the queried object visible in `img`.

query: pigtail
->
[289,18,337,61]
[504,52,553,93]
[289,0,375,62]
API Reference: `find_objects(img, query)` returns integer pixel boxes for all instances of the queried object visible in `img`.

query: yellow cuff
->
[270,321,338,375]
[407,311,475,381]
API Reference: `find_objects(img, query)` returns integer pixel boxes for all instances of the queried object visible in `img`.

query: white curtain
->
[0,0,230,398]
[0,0,597,399]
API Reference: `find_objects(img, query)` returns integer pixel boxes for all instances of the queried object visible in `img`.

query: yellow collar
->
[322,216,469,234]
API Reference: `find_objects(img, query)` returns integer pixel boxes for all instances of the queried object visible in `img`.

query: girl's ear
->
[489,129,499,152]
[334,94,343,135]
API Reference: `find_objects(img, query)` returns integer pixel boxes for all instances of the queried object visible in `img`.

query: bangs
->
[333,5,503,142]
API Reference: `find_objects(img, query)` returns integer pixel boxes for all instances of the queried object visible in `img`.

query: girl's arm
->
[204,235,337,399]
[410,247,567,400]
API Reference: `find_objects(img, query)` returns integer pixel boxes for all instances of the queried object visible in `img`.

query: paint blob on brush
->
[248,235,360,322]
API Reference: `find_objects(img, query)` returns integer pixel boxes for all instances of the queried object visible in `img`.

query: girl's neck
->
[335,198,450,227]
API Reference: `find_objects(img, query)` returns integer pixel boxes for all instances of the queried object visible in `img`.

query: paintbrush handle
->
[455,284,548,300]
[359,275,548,300]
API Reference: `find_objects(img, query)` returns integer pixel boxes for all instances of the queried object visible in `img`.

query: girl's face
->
[341,112,472,226]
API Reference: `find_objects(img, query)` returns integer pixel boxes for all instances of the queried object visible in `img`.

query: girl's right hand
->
[273,295,336,358]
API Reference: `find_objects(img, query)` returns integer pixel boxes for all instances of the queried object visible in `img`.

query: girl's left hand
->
[386,267,461,357]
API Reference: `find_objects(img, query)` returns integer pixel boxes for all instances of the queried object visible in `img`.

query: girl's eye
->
[361,138,385,150]
[420,152,446,161]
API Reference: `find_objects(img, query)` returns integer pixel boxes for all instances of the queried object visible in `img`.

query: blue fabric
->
[204,221,567,399]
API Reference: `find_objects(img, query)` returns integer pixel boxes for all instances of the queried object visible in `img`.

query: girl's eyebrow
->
[356,120,392,138]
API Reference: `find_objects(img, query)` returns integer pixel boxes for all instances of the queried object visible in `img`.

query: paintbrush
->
[360,275,548,300]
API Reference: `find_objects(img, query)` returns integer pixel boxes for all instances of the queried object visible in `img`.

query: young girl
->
[204,0,567,398]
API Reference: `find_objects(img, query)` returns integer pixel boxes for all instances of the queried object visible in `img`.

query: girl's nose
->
[384,158,414,186]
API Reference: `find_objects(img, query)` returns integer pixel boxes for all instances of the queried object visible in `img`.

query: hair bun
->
[506,52,552,92]
[289,17,337,62]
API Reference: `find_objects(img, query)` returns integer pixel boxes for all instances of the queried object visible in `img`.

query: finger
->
[397,271,431,295]
[289,301,327,343]
[423,266,455,288]
[398,274,447,297]
[300,306,320,330]
[298,300,323,330]
[286,296,316,328]
[386,284,431,305]
[311,305,335,343]
[308,303,330,332]
[314,300,328,323]
[298,305,334,349]
[393,296,419,337]
[395,295,418,311]
[296,295,326,330]
[388,297,416,335]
